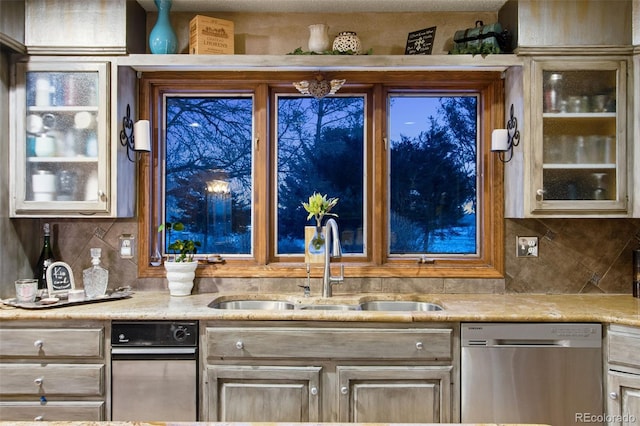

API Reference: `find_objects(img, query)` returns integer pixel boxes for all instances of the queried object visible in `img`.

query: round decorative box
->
[332,31,362,54]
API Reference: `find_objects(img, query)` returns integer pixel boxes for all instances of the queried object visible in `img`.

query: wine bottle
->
[35,223,55,291]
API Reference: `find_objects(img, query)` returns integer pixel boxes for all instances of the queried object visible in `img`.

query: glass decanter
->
[83,248,109,298]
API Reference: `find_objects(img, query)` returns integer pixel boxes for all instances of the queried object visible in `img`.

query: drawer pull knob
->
[310,386,318,395]
[340,386,348,395]
[609,392,618,400]
[235,341,244,350]
[34,340,44,349]
[415,342,424,350]
[34,416,44,421]
[34,377,43,386]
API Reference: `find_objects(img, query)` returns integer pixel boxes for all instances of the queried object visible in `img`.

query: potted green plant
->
[158,222,201,296]
[302,192,338,254]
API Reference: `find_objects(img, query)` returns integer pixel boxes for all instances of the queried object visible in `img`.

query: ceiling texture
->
[136,0,509,13]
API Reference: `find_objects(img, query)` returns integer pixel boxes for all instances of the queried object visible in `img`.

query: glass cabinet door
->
[532,59,628,214]
[11,61,109,216]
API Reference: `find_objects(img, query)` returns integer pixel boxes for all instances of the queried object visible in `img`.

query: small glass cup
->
[15,279,38,303]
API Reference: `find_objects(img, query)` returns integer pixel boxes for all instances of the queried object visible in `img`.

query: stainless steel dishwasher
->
[461,322,603,426]
[111,321,198,421]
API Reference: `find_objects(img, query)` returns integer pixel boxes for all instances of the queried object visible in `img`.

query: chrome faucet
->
[322,218,344,297]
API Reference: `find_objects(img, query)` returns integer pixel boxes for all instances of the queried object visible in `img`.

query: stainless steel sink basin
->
[299,304,360,311]
[359,301,444,311]
[209,300,295,310]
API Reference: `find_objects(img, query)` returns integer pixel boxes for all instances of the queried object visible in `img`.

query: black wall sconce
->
[491,103,520,163]
[119,104,151,162]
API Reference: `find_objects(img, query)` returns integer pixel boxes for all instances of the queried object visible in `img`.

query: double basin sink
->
[209,297,444,312]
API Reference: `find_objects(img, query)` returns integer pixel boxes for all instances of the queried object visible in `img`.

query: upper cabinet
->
[9,57,137,218]
[505,56,631,218]
[499,0,635,218]
[24,0,146,55]
[532,57,629,215]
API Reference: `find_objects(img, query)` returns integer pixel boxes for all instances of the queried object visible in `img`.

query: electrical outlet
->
[119,234,135,259]
[516,236,538,257]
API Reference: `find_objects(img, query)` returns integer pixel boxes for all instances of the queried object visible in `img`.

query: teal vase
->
[149,0,178,54]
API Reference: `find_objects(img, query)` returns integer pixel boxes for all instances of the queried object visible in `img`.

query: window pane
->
[164,96,253,255]
[388,96,478,255]
[276,95,365,256]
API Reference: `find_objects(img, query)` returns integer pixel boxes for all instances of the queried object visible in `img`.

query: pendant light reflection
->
[293,75,346,99]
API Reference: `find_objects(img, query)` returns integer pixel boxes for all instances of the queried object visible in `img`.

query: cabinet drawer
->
[0,401,104,421]
[207,327,452,360]
[0,328,103,358]
[0,364,104,396]
[608,325,640,368]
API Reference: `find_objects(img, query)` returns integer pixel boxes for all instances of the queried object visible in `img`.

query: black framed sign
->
[405,26,436,55]
[46,261,75,296]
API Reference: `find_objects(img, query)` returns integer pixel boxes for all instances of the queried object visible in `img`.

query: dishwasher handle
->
[493,339,570,347]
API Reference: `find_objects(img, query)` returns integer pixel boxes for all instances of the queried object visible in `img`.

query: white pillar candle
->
[133,120,151,152]
[491,129,509,151]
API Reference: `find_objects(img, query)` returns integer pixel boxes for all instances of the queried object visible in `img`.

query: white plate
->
[39,297,59,305]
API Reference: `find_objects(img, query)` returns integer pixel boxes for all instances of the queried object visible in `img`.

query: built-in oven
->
[111,320,198,421]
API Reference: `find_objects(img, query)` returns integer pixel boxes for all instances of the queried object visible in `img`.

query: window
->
[138,71,504,279]
[388,95,478,255]
[276,95,366,257]
[164,95,253,256]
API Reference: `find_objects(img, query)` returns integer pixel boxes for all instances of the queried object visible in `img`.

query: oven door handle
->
[111,347,197,356]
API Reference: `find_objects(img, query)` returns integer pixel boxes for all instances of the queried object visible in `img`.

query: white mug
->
[34,135,56,157]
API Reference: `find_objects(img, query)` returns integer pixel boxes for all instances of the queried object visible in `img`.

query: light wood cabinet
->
[505,55,632,218]
[0,321,107,422]
[9,56,137,217]
[337,365,452,423]
[606,324,640,425]
[206,365,322,422]
[204,321,456,423]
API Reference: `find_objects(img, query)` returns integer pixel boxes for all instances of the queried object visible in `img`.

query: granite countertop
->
[1,291,639,326]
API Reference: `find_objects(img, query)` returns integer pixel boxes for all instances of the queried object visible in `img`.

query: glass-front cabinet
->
[530,58,629,215]
[10,61,110,216]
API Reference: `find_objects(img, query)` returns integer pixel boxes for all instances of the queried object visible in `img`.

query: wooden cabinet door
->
[205,365,321,422]
[337,365,452,423]
[607,370,640,425]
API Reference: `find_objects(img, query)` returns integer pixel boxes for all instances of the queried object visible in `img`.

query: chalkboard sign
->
[46,261,75,296]
[405,26,436,55]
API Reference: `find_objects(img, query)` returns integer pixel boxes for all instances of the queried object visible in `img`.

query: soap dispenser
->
[83,248,109,299]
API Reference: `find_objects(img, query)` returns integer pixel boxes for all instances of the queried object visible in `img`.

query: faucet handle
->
[298,284,311,297]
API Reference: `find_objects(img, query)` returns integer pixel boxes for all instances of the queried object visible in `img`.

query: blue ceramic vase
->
[149,0,178,54]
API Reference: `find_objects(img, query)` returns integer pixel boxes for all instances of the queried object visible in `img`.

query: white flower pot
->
[164,260,198,296]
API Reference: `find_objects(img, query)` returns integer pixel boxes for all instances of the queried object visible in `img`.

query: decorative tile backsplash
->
[14,217,640,298]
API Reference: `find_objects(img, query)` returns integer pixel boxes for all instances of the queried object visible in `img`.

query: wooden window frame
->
[137,71,504,279]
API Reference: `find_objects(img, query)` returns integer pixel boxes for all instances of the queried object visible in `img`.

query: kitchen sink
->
[209,300,295,310]
[208,296,443,312]
[299,304,360,311]
[359,301,444,311]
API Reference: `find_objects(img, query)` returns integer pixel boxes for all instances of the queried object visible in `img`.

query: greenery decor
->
[288,47,373,55]
[158,222,201,262]
[302,192,339,227]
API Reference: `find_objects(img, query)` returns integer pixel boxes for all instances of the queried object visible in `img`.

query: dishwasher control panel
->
[112,321,198,346]
[461,322,601,348]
